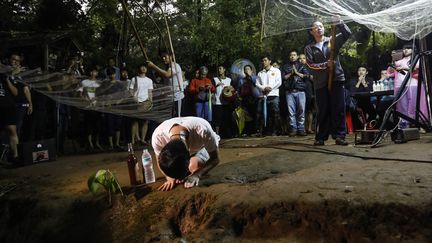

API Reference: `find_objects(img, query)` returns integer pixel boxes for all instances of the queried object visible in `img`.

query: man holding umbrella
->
[257,55,282,136]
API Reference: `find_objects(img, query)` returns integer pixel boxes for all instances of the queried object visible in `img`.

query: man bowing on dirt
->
[151,116,220,191]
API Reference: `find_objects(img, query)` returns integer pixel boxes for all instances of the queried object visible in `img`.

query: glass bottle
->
[127,143,138,185]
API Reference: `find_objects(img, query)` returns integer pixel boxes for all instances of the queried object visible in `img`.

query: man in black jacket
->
[282,50,310,136]
[304,17,351,145]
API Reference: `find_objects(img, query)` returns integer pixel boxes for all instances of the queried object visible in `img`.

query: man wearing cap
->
[151,116,220,191]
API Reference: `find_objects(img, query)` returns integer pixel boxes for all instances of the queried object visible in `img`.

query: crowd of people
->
[0,18,426,166]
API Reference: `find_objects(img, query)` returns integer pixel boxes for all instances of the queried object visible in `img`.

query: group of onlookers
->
[181,51,316,139]
[0,36,425,164]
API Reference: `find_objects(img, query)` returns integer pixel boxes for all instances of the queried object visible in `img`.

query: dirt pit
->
[1,134,432,242]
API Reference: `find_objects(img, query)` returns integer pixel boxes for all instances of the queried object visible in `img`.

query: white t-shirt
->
[257,66,282,97]
[314,41,325,52]
[213,76,232,105]
[78,79,100,100]
[152,116,220,157]
[168,62,184,101]
[129,76,154,102]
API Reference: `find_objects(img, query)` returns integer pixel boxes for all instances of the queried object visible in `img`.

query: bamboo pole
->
[119,0,149,61]
[327,23,336,92]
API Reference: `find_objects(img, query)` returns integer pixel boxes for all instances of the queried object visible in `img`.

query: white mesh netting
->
[1,67,174,122]
[261,0,432,40]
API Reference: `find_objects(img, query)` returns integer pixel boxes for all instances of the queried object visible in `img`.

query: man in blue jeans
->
[282,50,310,136]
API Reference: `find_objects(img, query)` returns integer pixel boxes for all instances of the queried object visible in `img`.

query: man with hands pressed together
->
[281,50,310,136]
[151,116,220,191]
[349,65,377,129]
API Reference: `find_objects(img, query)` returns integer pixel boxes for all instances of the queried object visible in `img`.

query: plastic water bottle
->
[378,81,384,91]
[372,81,377,92]
[141,149,155,184]
[389,79,394,90]
[383,79,389,91]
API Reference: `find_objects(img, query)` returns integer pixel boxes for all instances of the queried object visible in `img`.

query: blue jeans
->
[286,91,306,132]
[195,102,212,122]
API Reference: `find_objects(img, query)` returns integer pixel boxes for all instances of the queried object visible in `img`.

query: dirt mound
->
[1,135,432,242]
[1,178,431,243]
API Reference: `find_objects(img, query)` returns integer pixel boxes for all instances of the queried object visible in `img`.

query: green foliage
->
[0,0,39,31]
[338,23,397,79]
[34,0,84,30]
[0,0,400,78]
[171,0,266,72]
[87,169,121,195]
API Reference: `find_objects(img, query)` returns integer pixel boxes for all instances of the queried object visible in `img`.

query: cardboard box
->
[18,138,57,164]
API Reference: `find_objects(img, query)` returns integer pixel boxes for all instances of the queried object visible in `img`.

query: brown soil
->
[1,134,432,242]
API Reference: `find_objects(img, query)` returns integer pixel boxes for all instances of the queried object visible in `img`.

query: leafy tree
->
[0,0,401,79]
[0,0,39,31]
[34,0,84,30]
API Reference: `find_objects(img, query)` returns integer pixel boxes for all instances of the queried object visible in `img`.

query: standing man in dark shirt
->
[103,58,120,81]
[96,67,125,150]
[299,53,316,134]
[8,54,33,140]
[282,50,310,136]
[0,63,19,163]
[304,17,351,145]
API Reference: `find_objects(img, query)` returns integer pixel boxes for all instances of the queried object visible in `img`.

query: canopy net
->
[1,66,175,122]
[261,0,432,40]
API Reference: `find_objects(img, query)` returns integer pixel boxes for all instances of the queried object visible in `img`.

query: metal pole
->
[419,38,432,127]
[44,44,49,72]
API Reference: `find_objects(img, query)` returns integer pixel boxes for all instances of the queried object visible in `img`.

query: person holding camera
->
[188,66,215,122]
[66,56,85,76]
